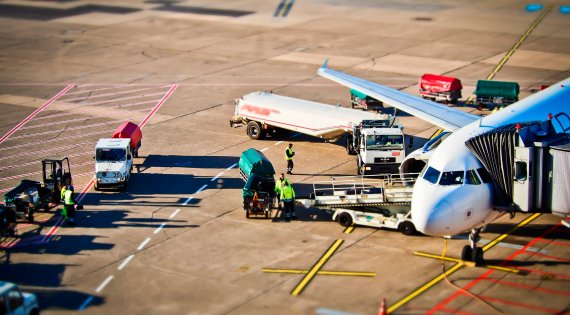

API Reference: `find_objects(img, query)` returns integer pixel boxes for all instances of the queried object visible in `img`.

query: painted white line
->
[226,163,238,171]
[260,147,269,152]
[275,141,284,146]
[0,142,91,161]
[0,83,74,144]
[117,254,135,270]
[479,239,544,253]
[0,161,93,182]
[316,307,361,315]
[95,275,114,293]
[22,114,146,130]
[61,85,170,103]
[0,151,92,171]
[169,209,181,219]
[0,130,107,152]
[153,223,166,234]
[137,237,152,251]
[5,119,127,141]
[78,295,94,311]
[182,197,193,206]
[32,100,158,121]
[210,172,224,182]
[196,184,208,194]
[66,92,167,108]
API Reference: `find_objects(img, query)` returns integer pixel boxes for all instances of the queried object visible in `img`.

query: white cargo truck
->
[230,92,408,174]
[94,138,133,191]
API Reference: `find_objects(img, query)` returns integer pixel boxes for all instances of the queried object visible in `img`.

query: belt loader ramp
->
[297,173,420,235]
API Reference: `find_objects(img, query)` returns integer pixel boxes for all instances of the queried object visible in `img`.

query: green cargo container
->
[239,148,275,198]
[350,89,383,110]
[475,80,519,99]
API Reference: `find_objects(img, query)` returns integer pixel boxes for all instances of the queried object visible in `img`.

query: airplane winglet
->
[320,58,329,69]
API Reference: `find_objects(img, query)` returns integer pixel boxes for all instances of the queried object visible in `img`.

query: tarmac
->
[0,1,569,314]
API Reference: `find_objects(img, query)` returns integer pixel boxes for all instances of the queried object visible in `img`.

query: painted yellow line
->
[464,6,552,104]
[483,213,541,252]
[387,262,464,314]
[278,0,292,17]
[430,129,443,140]
[414,252,520,274]
[344,225,355,234]
[390,213,541,313]
[487,5,552,80]
[263,268,376,277]
[291,239,344,296]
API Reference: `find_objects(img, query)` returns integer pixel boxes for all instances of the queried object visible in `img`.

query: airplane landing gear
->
[461,228,484,265]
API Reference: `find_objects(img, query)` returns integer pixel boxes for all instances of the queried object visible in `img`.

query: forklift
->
[3,157,72,223]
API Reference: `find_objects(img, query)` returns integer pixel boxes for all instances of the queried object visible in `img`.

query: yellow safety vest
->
[285,148,294,160]
[281,185,295,201]
[60,186,67,200]
[274,178,289,194]
[64,189,74,205]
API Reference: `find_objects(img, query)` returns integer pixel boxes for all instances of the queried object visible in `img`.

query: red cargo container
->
[419,74,462,104]
[112,121,142,157]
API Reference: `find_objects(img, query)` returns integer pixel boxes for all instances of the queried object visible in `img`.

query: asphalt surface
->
[0,1,569,314]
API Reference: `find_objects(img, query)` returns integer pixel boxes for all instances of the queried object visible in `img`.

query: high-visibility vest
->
[60,186,67,200]
[274,178,289,194]
[285,148,294,160]
[281,185,295,201]
[64,190,74,205]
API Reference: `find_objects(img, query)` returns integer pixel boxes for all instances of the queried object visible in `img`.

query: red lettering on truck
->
[241,104,279,116]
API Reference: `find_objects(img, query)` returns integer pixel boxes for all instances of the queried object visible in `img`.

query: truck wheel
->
[338,212,353,227]
[246,121,264,140]
[246,209,250,219]
[399,221,416,235]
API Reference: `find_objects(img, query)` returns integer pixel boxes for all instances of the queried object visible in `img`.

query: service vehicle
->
[349,88,384,110]
[3,157,72,223]
[94,122,141,191]
[0,205,17,236]
[0,281,39,315]
[230,92,408,174]
[474,79,520,109]
[419,73,462,104]
[297,173,419,235]
[239,148,276,218]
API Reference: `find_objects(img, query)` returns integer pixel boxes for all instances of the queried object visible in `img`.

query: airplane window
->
[423,166,441,184]
[476,167,492,183]
[440,171,464,185]
[466,169,481,185]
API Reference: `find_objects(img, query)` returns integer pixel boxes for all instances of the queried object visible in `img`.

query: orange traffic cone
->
[378,297,387,315]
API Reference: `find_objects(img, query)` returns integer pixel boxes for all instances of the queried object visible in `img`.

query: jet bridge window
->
[422,166,441,184]
[440,171,464,185]
[465,169,481,185]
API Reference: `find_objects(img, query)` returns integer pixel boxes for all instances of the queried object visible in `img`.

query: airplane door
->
[513,146,534,212]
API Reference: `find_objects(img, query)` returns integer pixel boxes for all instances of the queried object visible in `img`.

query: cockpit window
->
[476,167,492,183]
[440,171,464,185]
[466,169,481,185]
[423,166,441,184]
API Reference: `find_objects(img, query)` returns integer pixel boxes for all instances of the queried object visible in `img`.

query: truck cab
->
[94,138,133,191]
[0,282,39,315]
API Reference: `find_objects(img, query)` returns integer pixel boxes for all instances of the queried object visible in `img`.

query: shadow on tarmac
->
[483,222,570,240]
[138,154,239,170]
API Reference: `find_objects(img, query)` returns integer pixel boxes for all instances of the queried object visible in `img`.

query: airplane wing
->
[318,61,480,131]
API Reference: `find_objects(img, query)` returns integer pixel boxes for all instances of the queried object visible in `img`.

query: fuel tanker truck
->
[230,92,410,174]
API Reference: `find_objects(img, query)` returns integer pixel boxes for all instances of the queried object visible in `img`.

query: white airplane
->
[318,61,570,263]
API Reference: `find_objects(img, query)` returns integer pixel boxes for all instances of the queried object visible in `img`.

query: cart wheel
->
[265,211,269,219]
[94,182,100,191]
[399,221,416,235]
[246,209,250,219]
[338,212,353,227]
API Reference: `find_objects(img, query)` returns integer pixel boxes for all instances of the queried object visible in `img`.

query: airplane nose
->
[412,200,454,236]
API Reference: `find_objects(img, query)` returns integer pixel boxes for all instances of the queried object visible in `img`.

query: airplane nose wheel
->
[461,228,484,265]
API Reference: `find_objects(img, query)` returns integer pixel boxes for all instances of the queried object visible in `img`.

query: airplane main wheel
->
[472,247,484,265]
[338,212,353,227]
[461,245,472,261]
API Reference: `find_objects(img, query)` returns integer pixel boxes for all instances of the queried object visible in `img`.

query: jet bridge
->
[465,118,570,216]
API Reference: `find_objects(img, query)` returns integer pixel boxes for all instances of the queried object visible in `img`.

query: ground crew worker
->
[285,143,295,175]
[280,181,296,220]
[63,185,76,226]
[274,173,290,210]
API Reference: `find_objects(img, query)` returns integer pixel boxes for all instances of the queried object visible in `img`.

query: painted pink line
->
[22,114,146,130]
[0,141,92,161]
[0,84,74,144]
[31,100,159,121]
[4,119,127,141]
[139,84,177,128]
[60,85,170,103]
[42,179,94,243]
[66,92,167,107]
[0,161,93,182]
